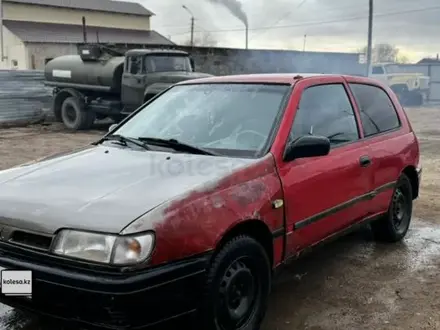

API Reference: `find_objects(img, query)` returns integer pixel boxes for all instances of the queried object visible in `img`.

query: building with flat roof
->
[0,0,174,69]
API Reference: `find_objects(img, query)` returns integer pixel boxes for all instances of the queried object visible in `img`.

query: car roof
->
[176,73,371,85]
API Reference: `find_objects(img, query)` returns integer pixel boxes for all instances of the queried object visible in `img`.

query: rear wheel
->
[60,97,94,130]
[371,173,413,242]
[199,236,271,330]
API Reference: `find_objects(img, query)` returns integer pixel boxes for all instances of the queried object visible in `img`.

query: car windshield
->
[144,55,191,72]
[113,83,290,157]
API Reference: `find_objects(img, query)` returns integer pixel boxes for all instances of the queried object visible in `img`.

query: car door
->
[276,78,375,256]
[121,55,146,111]
[347,81,405,215]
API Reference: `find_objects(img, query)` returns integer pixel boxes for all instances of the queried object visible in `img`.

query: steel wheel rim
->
[392,187,409,232]
[215,257,260,330]
[64,104,77,123]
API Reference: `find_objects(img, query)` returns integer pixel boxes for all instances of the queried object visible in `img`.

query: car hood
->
[0,145,254,235]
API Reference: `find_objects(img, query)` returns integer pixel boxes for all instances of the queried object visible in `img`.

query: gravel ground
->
[0,107,439,330]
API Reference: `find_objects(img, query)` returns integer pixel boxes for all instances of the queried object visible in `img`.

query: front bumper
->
[0,242,210,329]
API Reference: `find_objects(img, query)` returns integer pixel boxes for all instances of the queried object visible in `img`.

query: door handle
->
[359,155,372,167]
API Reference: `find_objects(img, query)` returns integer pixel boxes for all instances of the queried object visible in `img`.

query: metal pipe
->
[82,16,87,43]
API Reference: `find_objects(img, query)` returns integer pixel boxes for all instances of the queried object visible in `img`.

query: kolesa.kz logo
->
[2,278,31,285]
[0,270,32,296]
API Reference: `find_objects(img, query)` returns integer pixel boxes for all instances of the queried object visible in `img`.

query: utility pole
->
[0,0,4,62]
[190,16,194,47]
[366,0,373,76]
[182,5,195,47]
[303,34,307,52]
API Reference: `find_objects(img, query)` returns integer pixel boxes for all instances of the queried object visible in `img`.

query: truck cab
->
[44,45,212,131]
[369,63,430,106]
[121,49,211,114]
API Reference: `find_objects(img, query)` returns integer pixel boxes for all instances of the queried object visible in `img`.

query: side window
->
[289,84,359,146]
[349,83,400,137]
[127,56,142,74]
[372,66,384,74]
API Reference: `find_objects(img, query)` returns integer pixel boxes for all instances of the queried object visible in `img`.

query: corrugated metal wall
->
[0,70,52,125]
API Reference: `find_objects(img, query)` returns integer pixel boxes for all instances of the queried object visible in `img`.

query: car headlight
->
[52,229,155,265]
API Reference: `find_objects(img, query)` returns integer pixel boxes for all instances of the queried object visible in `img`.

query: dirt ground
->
[0,107,439,330]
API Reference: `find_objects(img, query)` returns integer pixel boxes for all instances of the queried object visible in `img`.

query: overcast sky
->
[134,0,440,61]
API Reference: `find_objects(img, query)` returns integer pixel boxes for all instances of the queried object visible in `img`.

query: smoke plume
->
[208,0,248,27]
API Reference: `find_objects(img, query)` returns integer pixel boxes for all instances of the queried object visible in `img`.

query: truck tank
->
[44,55,125,94]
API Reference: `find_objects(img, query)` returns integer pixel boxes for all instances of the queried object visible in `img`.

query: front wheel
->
[200,236,271,330]
[371,173,413,242]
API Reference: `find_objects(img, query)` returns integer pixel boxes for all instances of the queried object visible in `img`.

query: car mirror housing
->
[108,124,118,133]
[283,135,331,162]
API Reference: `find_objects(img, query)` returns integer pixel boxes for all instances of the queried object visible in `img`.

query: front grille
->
[9,231,53,251]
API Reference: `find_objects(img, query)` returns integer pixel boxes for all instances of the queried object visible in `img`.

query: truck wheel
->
[200,236,271,330]
[61,97,92,130]
[371,173,413,242]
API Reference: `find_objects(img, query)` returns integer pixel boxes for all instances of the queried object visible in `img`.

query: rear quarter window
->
[348,83,401,137]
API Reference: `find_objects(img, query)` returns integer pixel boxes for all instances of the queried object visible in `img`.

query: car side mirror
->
[108,124,118,133]
[283,135,330,162]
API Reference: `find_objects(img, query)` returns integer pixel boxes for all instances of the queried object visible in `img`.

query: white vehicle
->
[369,63,430,106]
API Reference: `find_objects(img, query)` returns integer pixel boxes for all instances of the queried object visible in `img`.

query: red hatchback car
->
[0,73,421,330]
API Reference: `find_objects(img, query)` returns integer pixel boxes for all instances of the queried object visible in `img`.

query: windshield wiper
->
[137,137,218,156]
[102,134,151,150]
[326,132,352,143]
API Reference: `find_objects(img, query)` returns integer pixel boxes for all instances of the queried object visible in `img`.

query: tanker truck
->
[44,44,213,130]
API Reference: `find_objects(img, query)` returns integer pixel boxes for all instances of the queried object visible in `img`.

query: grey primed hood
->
[0,145,254,235]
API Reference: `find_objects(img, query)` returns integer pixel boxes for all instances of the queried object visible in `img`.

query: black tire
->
[199,236,271,330]
[371,173,413,242]
[60,97,93,130]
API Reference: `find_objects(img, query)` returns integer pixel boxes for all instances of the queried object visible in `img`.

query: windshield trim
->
[96,82,293,159]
